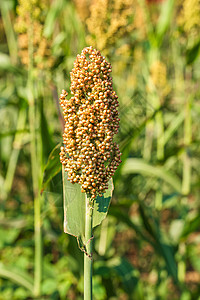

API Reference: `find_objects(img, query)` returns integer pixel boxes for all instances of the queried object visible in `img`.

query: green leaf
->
[186,39,200,65]
[156,0,174,44]
[111,257,139,294]
[109,206,155,247]
[43,0,66,38]
[42,278,58,295]
[62,166,113,243]
[187,244,200,273]
[39,99,54,162]
[42,143,62,191]
[0,228,21,249]
[164,112,184,145]
[114,109,158,181]
[0,52,11,68]
[122,158,182,192]
[0,263,34,293]
[181,214,200,239]
[0,218,27,228]
[95,258,139,294]
[93,276,106,300]
[169,220,184,243]
[0,128,28,138]
[158,243,178,281]
[0,52,22,73]
[139,205,178,282]
[14,287,29,299]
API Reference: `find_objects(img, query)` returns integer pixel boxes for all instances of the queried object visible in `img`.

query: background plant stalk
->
[84,195,94,300]
[182,96,191,196]
[28,24,42,297]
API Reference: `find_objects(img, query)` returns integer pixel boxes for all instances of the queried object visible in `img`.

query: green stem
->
[34,195,42,296]
[155,100,164,210]
[4,108,26,195]
[0,1,18,64]
[84,195,93,300]
[28,82,42,297]
[155,189,162,210]
[28,24,42,297]
[182,96,192,196]
[177,242,186,283]
[172,39,188,283]
[143,119,154,161]
[143,47,159,161]
[156,109,164,161]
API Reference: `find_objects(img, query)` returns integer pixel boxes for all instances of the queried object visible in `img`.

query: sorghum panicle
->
[149,60,171,97]
[60,46,121,199]
[15,0,53,69]
[178,0,200,37]
[86,0,137,52]
[73,0,91,22]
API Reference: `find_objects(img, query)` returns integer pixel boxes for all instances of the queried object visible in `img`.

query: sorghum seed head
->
[60,46,121,199]
[15,0,54,69]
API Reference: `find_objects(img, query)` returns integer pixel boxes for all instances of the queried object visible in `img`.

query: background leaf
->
[42,143,62,191]
[122,158,182,192]
[0,264,34,293]
[186,39,200,65]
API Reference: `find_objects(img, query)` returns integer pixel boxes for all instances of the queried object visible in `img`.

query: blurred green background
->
[0,0,200,299]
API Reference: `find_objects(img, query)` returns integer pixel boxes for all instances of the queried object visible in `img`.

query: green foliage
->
[122,158,182,192]
[42,143,62,190]
[186,39,200,65]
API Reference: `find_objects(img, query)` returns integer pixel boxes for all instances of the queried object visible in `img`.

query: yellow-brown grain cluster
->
[15,0,53,69]
[60,46,121,199]
[177,0,200,39]
[86,0,137,52]
[150,60,170,97]
[73,0,91,22]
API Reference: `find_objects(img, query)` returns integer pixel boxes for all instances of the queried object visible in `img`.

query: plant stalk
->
[28,23,42,297]
[156,109,164,161]
[4,108,26,196]
[84,195,93,300]
[143,119,154,161]
[155,97,164,209]
[28,83,42,297]
[182,96,192,196]
[0,1,18,64]
[34,195,42,296]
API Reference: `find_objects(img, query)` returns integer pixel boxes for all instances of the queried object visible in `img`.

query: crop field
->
[0,0,200,299]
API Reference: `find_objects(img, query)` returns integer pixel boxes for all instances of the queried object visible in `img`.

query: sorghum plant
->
[14,0,53,296]
[60,46,121,300]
